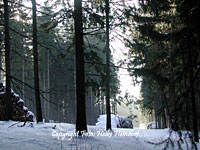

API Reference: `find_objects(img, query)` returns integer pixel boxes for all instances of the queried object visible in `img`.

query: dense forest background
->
[0,0,200,142]
[0,0,120,125]
[123,0,200,142]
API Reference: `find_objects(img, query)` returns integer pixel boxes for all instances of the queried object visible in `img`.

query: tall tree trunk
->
[90,87,94,124]
[74,0,87,134]
[71,53,76,123]
[56,91,59,122]
[47,49,50,121]
[43,70,46,120]
[189,51,199,142]
[0,49,2,81]
[162,111,167,128]
[32,0,43,123]
[182,49,190,131]
[105,0,111,131]
[4,0,11,121]
[43,50,50,121]
[20,19,25,101]
[154,97,158,129]
[101,95,104,114]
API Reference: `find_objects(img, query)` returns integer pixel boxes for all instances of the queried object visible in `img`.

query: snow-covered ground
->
[0,121,199,150]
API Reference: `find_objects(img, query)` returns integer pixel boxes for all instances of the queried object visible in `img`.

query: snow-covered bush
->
[147,122,157,129]
[96,114,133,129]
[0,82,34,121]
[117,116,133,128]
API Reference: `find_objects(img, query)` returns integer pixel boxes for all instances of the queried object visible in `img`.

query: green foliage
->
[39,20,58,33]
[123,0,200,137]
[84,33,120,99]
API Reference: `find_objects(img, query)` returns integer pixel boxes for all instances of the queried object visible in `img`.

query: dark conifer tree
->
[32,0,43,123]
[74,0,87,134]
[3,0,11,121]
[105,0,111,131]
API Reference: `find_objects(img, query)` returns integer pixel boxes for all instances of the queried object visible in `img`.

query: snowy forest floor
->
[0,121,199,150]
